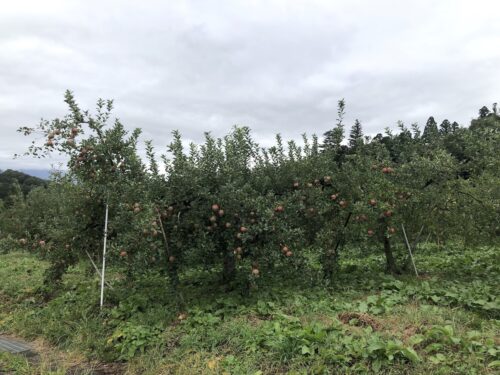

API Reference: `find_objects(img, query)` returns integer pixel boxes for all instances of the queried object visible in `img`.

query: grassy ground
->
[0,244,499,374]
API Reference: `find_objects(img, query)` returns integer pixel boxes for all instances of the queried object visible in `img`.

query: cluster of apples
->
[280,245,293,257]
[45,127,79,148]
[142,219,159,238]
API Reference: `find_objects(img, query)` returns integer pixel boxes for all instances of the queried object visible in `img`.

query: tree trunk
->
[323,213,351,279]
[222,251,236,284]
[323,248,337,280]
[383,236,399,274]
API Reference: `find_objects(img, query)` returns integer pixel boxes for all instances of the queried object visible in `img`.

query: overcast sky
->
[1,0,499,172]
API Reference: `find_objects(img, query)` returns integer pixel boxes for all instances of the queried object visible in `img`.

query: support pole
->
[100,203,109,308]
[401,224,419,277]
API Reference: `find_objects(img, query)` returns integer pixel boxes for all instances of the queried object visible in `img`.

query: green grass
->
[1,244,499,374]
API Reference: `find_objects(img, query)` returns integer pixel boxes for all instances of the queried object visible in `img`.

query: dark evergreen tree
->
[439,119,452,135]
[479,106,490,118]
[348,119,363,149]
[422,116,439,143]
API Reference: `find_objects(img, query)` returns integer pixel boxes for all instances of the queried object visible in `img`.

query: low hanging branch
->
[334,212,352,254]
[156,207,185,309]
[156,208,171,259]
[324,211,352,279]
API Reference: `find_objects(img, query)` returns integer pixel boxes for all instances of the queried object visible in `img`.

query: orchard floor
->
[0,244,498,374]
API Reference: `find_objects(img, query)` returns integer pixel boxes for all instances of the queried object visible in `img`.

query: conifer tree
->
[439,119,452,135]
[422,116,439,143]
[349,119,363,149]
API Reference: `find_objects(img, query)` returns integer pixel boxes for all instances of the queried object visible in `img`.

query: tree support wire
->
[401,224,419,277]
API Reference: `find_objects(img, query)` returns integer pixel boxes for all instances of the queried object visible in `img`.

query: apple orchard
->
[7,91,499,304]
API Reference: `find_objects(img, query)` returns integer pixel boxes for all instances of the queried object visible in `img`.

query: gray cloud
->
[1,0,499,171]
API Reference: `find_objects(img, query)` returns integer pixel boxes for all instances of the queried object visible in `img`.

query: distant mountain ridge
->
[0,169,47,201]
[19,169,52,179]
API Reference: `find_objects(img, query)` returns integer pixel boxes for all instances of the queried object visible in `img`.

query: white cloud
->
[1,0,499,171]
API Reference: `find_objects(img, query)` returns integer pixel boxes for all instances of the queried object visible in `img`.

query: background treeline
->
[0,169,46,202]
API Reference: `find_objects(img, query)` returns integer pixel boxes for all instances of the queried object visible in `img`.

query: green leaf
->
[358,302,368,313]
[430,295,441,303]
[301,345,312,355]
[402,348,420,362]
[488,360,500,368]
[429,353,446,364]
